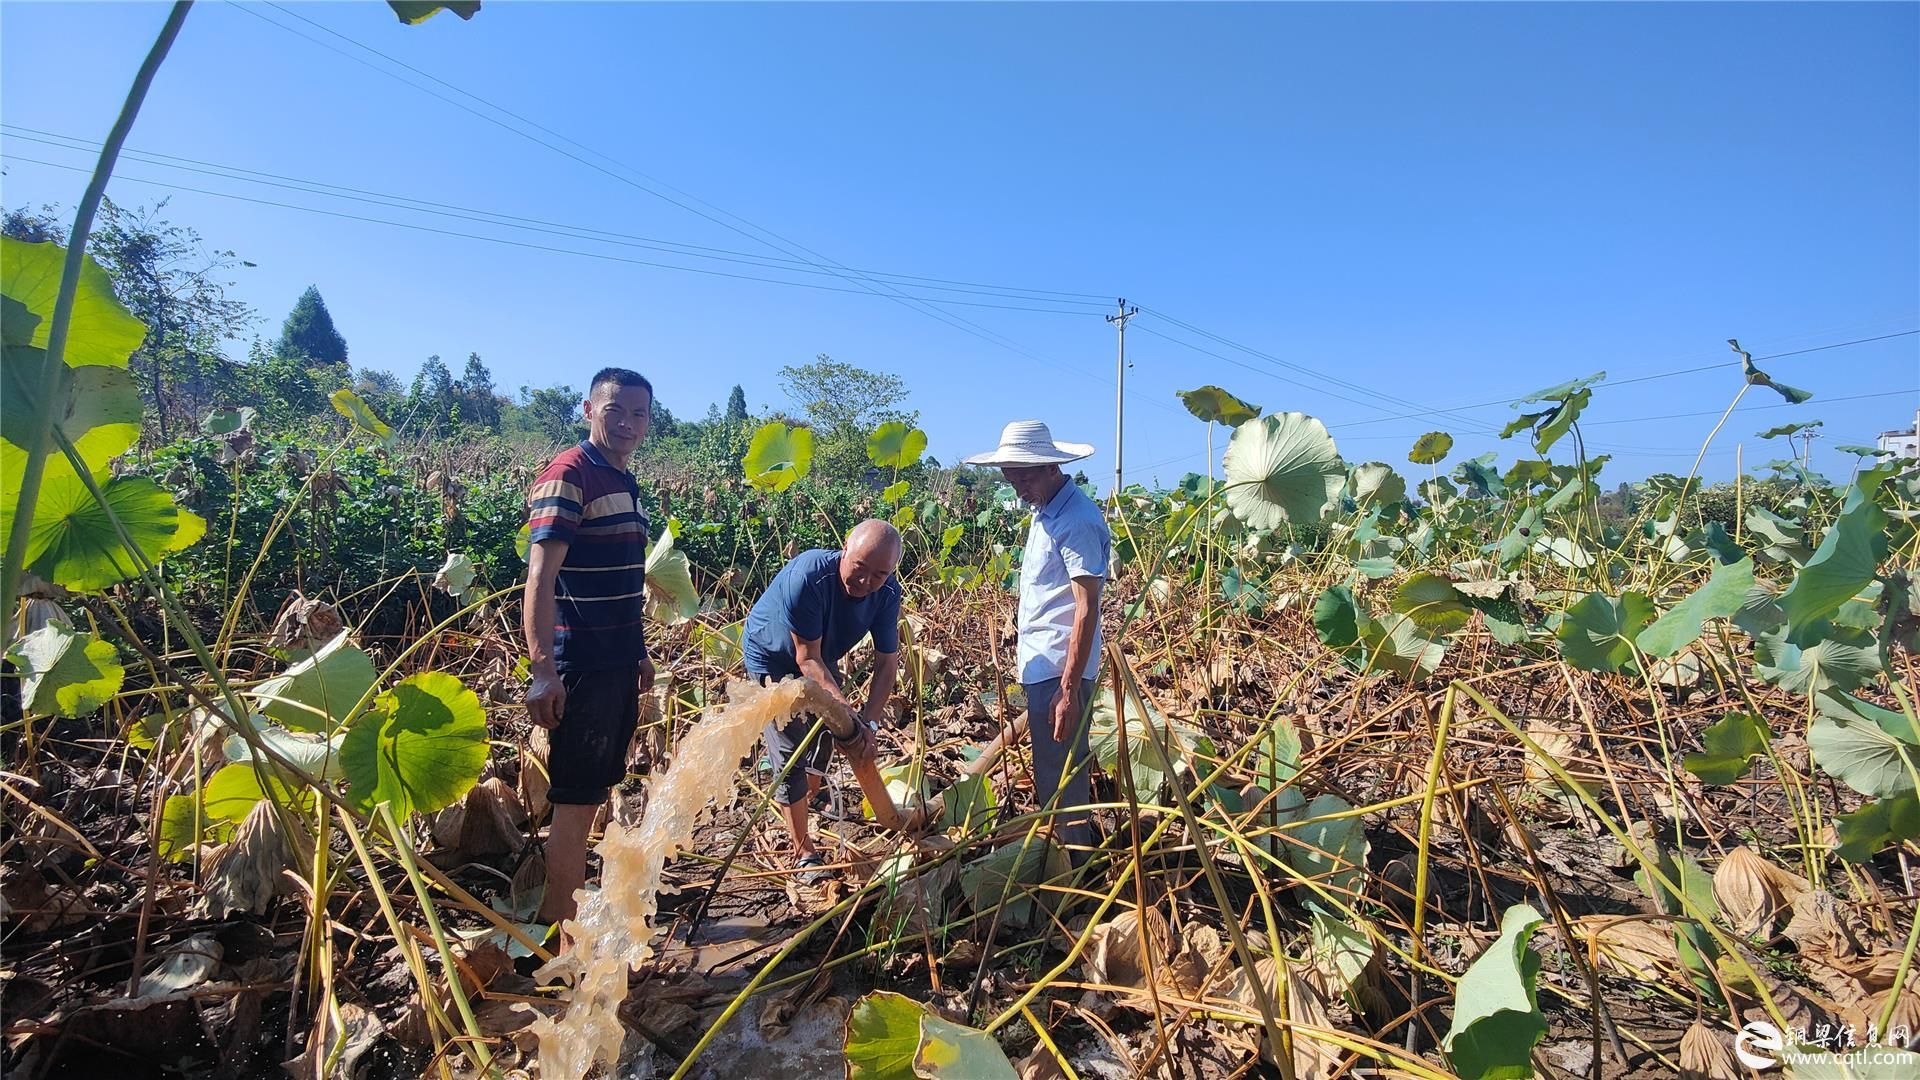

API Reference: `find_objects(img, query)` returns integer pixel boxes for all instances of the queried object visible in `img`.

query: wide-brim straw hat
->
[962,420,1095,468]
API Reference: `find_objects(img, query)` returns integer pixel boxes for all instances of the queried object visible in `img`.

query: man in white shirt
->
[964,420,1110,853]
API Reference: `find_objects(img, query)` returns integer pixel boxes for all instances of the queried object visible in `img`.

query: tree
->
[409,354,456,434]
[455,352,501,432]
[725,384,749,424]
[276,285,349,369]
[355,366,408,424]
[88,198,256,441]
[778,354,912,433]
[2,204,66,245]
[516,384,582,444]
[778,355,915,483]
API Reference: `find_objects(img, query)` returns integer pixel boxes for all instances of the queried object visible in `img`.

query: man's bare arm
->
[791,633,859,733]
[523,539,569,729]
[1053,575,1105,740]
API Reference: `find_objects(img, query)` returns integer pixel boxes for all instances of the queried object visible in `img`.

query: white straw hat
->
[962,420,1095,468]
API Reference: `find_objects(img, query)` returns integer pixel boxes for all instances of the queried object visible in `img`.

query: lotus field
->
[6,5,1920,1079]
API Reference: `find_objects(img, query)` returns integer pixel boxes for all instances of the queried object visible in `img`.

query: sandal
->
[794,852,831,885]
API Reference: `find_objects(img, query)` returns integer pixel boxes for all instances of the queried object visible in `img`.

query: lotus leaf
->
[1556,591,1655,673]
[387,1,481,24]
[742,421,814,491]
[10,473,205,592]
[1408,431,1453,465]
[1443,904,1547,1080]
[644,526,700,623]
[866,422,928,469]
[1222,412,1344,530]
[1683,712,1773,785]
[1637,557,1754,657]
[1348,461,1406,508]
[1833,794,1920,863]
[252,631,377,733]
[6,623,123,717]
[1392,572,1473,636]
[1177,385,1262,427]
[1779,495,1887,645]
[330,389,394,446]
[1731,338,1813,404]
[341,672,489,817]
[0,237,147,364]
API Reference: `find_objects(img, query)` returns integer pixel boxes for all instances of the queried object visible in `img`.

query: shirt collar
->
[577,439,616,470]
[1038,477,1078,521]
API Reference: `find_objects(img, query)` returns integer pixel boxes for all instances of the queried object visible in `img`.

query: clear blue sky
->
[4,2,1915,490]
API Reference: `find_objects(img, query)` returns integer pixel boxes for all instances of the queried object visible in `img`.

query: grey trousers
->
[1025,677,1098,851]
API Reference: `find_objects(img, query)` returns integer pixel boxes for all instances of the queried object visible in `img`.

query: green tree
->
[409,354,456,435]
[355,366,408,424]
[88,198,256,442]
[456,352,501,432]
[516,384,582,444]
[2,204,66,245]
[243,338,328,426]
[725,384,749,424]
[276,285,349,370]
[778,354,914,483]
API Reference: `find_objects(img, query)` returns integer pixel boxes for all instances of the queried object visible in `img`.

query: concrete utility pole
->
[1107,297,1138,498]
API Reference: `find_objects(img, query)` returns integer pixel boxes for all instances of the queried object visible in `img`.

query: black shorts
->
[548,665,640,805]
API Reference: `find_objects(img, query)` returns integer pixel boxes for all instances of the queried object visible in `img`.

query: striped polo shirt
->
[527,440,649,670]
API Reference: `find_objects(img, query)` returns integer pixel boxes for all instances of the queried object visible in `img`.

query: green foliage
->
[340,672,489,817]
[1443,904,1547,1080]
[1556,591,1655,673]
[387,1,481,25]
[275,285,348,369]
[14,473,205,592]
[845,991,1017,1080]
[743,421,815,491]
[644,525,701,623]
[1222,412,1345,531]
[1683,711,1773,785]
[1637,557,1754,657]
[6,623,124,717]
[1731,338,1814,404]
[1779,495,1888,645]
[957,835,1069,929]
[252,632,377,732]
[866,421,928,470]
[1348,461,1406,508]
[1808,693,1920,799]
[1409,431,1453,465]
[1177,385,1262,427]
[1392,573,1472,636]
[1833,794,1920,863]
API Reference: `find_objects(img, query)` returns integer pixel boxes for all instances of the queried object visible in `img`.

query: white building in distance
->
[1879,407,1920,458]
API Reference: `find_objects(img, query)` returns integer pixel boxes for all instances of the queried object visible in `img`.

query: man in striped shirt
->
[523,367,657,932]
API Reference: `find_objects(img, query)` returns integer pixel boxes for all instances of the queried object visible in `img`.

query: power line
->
[223,1,1145,398]
[0,153,1108,316]
[1333,330,1920,429]
[1,124,1116,307]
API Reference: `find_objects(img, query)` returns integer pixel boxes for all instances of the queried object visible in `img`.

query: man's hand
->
[527,668,566,730]
[638,652,656,694]
[1052,682,1081,743]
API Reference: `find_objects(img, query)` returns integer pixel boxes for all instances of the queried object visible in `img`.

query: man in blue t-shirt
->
[744,519,903,873]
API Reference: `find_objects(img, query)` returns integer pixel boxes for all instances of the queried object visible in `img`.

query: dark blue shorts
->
[548,665,640,805]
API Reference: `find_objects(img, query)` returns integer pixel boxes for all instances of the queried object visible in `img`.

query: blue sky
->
[3,1,1915,490]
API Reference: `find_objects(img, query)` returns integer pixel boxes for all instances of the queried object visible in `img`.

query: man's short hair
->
[589,367,653,400]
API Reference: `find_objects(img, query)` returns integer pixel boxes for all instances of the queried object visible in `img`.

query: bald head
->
[840,519,902,598]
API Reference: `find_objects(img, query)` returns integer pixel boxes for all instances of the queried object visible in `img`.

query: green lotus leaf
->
[1453,453,1506,499]
[1637,557,1754,657]
[1755,623,1881,696]
[0,237,147,365]
[1443,904,1548,1080]
[1355,556,1400,579]
[880,479,910,504]
[1833,794,1920,863]
[1496,507,1542,566]
[644,525,700,624]
[1515,371,1606,405]
[330,389,394,446]
[1,344,142,489]
[222,715,349,782]
[1556,591,1655,673]
[1501,410,1550,440]
[742,421,814,491]
[1503,459,1553,491]
[202,761,312,824]
[1683,711,1773,785]
[1779,497,1887,646]
[1087,687,1194,798]
[1348,461,1406,508]
[1758,420,1823,440]
[1222,412,1345,531]
[6,623,123,717]
[433,552,476,599]
[513,521,531,561]
[1392,572,1473,636]
[157,793,209,863]
[1532,535,1594,569]
[1700,522,1743,565]
[1313,585,1363,650]
[1808,701,1920,799]
[1287,793,1370,898]
[914,1013,1019,1080]
[10,473,204,592]
[1177,385,1262,427]
[202,406,257,435]
[387,1,480,24]
[1359,614,1446,679]
[1731,339,1814,404]
[866,422,928,469]
[251,631,377,733]
[340,671,489,817]
[890,504,916,529]
[845,990,926,1080]
[957,834,1069,929]
[939,523,964,555]
[1409,431,1453,466]
[1531,388,1591,455]
[1308,902,1376,1004]
[1219,566,1268,616]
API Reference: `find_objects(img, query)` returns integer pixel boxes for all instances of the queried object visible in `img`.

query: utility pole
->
[1107,297,1138,499]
